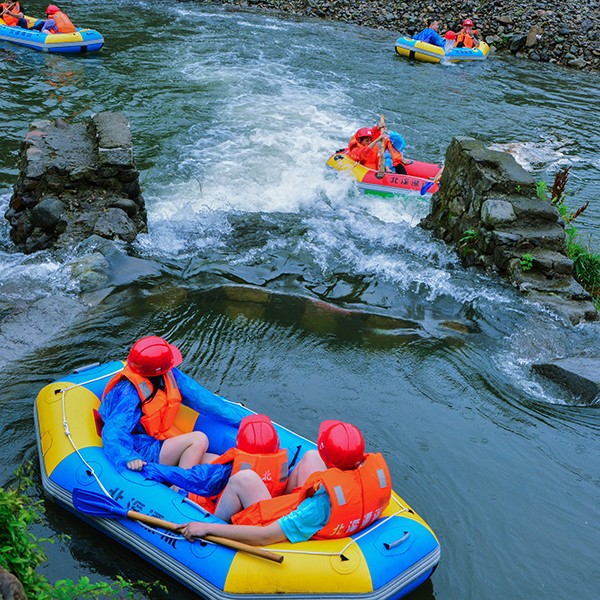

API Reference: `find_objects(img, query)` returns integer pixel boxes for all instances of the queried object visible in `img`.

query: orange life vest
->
[2,2,21,26]
[102,365,183,440]
[348,135,403,170]
[189,447,289,511]
[456,29,479,48]
[232,452,392,540]
[51,10,76,33]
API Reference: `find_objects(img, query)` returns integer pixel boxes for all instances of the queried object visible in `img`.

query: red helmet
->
[462,19,474,27]
[45,5,59,14]
[355,127,373,140]
[127,336,182,377]
[445,31,457,40]
[236,414,280,454]
[318,420,365,471]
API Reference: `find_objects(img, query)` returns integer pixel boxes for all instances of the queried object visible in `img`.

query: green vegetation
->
[520,253,534,271]
[540,167,599,308]
[0,465,164,599]
[458,229,480,254]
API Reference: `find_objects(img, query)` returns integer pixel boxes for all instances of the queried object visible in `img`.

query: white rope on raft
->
[59,368,123,497]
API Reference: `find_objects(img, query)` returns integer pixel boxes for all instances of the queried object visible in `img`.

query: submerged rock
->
[532,358,600,405]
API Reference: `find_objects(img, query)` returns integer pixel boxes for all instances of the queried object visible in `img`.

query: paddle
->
[420,166,444,196]
[376,114,386,179]
[72,488,284,564]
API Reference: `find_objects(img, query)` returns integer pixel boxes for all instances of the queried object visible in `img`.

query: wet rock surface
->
[533,357,600,404]
[421,136,598,325]
[211,0,600,72]
[5,112,147,254]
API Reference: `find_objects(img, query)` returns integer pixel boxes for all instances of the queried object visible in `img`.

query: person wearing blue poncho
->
[413,20,445,48]
[98,336,247,492]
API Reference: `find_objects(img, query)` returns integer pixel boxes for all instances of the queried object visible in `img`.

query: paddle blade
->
[73,488,129,519]
[420,181,434,196]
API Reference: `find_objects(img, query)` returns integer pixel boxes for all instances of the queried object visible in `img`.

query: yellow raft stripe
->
[225,538,372,594]
[36,382,102,477]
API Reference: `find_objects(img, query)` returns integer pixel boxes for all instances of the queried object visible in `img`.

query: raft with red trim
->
[0,14,103,53]
[34,361,440,599]
[327,150,443,197]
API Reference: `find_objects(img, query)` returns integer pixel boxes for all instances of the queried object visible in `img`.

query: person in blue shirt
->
[413,19,445,48]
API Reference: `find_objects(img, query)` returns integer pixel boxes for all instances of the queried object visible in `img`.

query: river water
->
[1,2,599,599]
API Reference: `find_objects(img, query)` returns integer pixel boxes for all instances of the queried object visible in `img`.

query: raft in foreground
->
[0,15,103,53]
[395,36,489,63]
[327,150,443,197]
[34,361,441,600]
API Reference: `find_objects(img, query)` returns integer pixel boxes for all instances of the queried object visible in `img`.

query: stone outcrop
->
[421,137,598,325]
[5,112,147,254]
[210,0,600,72]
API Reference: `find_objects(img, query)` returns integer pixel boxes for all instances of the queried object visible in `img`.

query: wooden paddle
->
[72,487,284,564]
[376,114,386,179]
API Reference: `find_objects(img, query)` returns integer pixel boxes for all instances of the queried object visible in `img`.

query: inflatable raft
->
[0,14,103,53]
[327,150,443,197]
[35,361,441,600]
[395,36,489,63]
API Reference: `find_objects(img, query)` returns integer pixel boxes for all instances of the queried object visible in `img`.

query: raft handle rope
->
[57,368,123,497]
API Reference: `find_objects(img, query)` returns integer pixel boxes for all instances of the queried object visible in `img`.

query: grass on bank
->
[538,167,600,308]
[0,464,164,600]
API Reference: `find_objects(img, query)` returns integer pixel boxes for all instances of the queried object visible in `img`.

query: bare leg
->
[159,431,209,469]
[284,450,326,493]
[214,470,271,523]
[200,452,220,464]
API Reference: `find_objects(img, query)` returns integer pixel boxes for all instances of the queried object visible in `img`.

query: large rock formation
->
[5,112,147,254]
[421,137,598,325]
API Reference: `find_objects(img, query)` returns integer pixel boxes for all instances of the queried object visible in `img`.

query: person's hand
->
[177,521,212,541]
[126,458,146,471]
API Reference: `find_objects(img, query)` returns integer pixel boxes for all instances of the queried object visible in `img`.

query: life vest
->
[188,447,289,512]
[348,134,403,170]
[456,29,479,49]
[50,10,76,33]
[101,365,183,440]
[2,2,20,26]
[232,452,392,540]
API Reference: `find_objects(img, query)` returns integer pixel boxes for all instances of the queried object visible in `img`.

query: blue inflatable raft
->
[34,361,441,599]
[0,14,103,53]
[395,36,489,63]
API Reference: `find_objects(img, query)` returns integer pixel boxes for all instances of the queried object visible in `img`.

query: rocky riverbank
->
[209,0,600,71]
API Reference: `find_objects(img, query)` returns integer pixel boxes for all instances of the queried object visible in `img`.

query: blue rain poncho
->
[142,462,233,497]
[384,131,406,169]
[413,27,445,48]
[99,368,247,472]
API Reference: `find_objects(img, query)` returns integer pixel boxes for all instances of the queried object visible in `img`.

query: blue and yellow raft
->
[0,14,103,53]
[34,361,440,599]
[395,36,489,63]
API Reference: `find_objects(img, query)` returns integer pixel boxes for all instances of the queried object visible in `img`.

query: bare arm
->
[178,520,288,546]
